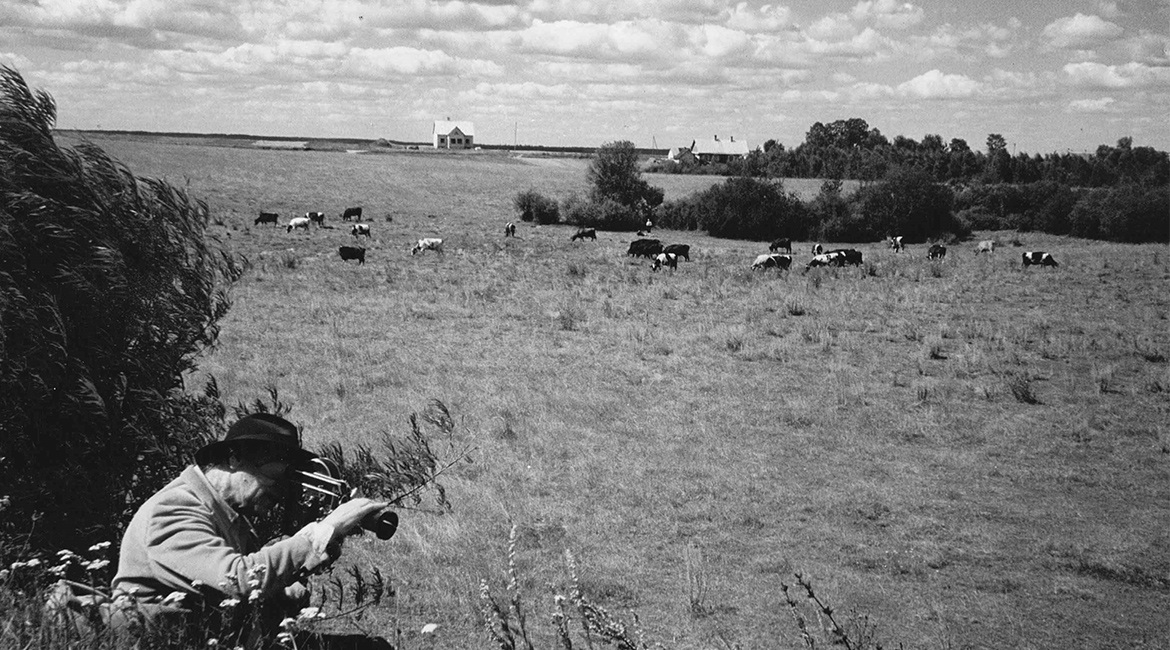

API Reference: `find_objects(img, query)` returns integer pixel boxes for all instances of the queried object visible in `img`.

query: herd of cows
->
[253,208,1060,273]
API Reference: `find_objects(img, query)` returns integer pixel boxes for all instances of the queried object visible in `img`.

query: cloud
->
[1042,14,1124,49]
[1063,60,1170,88]
[896,69,980,98]
[725,3,793,33]
[1068,97,1117,112]
[850,0,924,30]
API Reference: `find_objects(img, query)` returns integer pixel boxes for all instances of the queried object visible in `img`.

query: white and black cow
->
[805,251,845,270]
[341,207,362,222]
[255,212,279,226]
[286,216,311,233]
[411,237,444,255]
[1022,251,1058,267]
[663,243,690,261]
[927,244,947,260]
[811,243,823,255]
[752,253,792,270]
[769,238,792,254]
[652,252,678,271]
[572,228,597,242]
[351,223,371,238]
[306,211,326,227]
[887,235,904,252]
[974,240,996,254]
[504,222,517,237]
[338,246,366,265]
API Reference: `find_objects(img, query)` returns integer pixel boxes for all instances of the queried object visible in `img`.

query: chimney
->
[714,134,719,141]
[730,136,735,142]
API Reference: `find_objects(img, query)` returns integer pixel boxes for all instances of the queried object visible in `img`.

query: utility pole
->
[514,121,518,148]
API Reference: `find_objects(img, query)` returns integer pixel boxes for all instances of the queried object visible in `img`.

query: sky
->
[2,0,1168,154]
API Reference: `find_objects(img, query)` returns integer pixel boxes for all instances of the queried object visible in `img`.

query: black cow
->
[1022,251,1058,267]
[306,211,326,226]
[769,238,792,253]
[626,238,662,258]
[341,207,362,222]
[255,212,279,226]
[663,244,690,261]
[571,228,597,242]
[338,246,366,265]
[927,244,947,260]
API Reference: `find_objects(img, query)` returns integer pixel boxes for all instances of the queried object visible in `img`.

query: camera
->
[290,457,398,540]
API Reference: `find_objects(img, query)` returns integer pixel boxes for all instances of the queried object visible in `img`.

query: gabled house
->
[690,135,750,164]
[433,120,475,149]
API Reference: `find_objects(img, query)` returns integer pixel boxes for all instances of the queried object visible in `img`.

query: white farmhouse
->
[433,120,475,149]
[690,135,750,164]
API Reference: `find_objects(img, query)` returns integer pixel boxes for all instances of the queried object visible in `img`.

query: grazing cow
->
[571,228,597,242]
[504,222,516,237]
[927,244,947,260]
[306,211,326,226]
[1022,251,1058,267]
[752,253,792,270]
[286,216,311,233]
[887,236,905,252]
[411,237,444,255]
[338,246,366,265]
[825,248,863,266]
[351,223,371,238]
[662,244,690,262]
[811,244,823,255]
[341,207,363,222]
[652,252,678,271]
[974,240,996,254]
[805,251,844,269]
[626,238,662,258]
[769,238,792,254]
[255,212,279,226]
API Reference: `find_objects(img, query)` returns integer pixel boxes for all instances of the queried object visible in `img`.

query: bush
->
[1070,185,1170,243]
[587,140,664,211]
[0,66,242,554]
[679,177,810,241]
[514,189,560,224]
[851,167,957,242]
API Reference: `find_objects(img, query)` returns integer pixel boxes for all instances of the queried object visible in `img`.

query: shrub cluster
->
[513,189,560,224]
[0,66,242,554]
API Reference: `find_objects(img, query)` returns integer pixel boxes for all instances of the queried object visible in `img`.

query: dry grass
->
[59,133,1170,650]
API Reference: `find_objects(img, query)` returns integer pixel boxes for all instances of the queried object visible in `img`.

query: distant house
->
[433,120,475,149]
[689,135,750,164]
[667,146,698,165]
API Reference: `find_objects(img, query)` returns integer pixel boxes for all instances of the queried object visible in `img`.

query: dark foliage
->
[0,66,242,554]
[513,189,560,225]
[658,177,810,242]
[587,140,664,211]
[1069,185,1169,243]
[848,167,959,243]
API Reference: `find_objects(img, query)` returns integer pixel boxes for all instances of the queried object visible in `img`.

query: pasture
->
[69,134,1170,649]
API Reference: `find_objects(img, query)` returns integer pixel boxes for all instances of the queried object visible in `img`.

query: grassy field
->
[65,134,1170,650]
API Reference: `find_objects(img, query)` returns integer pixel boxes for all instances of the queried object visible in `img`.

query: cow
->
[626,238,662,258]
[887,236,904,252]
[338,246,366,265]
[571,228,597,242]
[769,238,792,254]
[504,222,517,237]
[341,207,363,222]
[974,240,996,254]
[255,212,279,226]
[411,237,444,255]
[752,253,792,271]
[1022,251,1058,267]
[927,244,947,260]
[652,252,678,271]
[811,244,823,255]
[306,211,326,226]
[351,223,371,238]
[806,251,846,270]
[662,244,690,261]
[286,216,311,233]
[825,248,863,266]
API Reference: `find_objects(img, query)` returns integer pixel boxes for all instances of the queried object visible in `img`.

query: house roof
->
[690,136,750,157]
[433,121,476,137]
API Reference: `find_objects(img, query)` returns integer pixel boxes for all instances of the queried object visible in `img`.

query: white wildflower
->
[85,559,110,572]
[219,597,240,609]
[421,623,439,634]
[160,592,186,607]
[88,542,112,553]
[248,589,262,603]
[296,607,321,621]
[279,618,297,630]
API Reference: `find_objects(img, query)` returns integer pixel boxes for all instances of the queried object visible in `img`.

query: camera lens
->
[361,511,398,540]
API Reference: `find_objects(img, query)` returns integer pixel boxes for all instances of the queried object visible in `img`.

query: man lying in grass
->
[109,413,389,647]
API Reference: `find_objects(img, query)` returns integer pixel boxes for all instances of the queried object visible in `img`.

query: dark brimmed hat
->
[195,413,318,466]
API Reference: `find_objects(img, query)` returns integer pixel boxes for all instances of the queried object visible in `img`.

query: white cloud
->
[1064,60,1170,88]
[1068,97,1117,112]
[896,69,980,98]
[1042,14,1124,49]
[850,0,924,30]
[725,3,793,33]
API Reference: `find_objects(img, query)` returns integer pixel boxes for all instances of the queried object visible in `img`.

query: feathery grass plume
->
[683,543,708,615]
[781,573,885,650]
[0,65,240,554]
[564,549,650,650]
